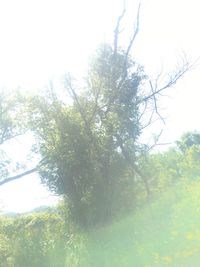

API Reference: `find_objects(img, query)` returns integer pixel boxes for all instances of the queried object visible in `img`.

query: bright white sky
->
[0,0,200,213]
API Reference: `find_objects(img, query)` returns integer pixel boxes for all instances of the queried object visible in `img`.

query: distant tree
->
[175,131,200,179]
[143,148,183,194]
[176,131,200,153]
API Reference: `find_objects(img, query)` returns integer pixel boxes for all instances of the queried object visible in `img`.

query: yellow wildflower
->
[162,255,172,264]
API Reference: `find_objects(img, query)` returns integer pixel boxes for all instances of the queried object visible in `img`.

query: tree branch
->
[0,167,37,186]
[0,157,47,186]
[124,2,141,60]
[149,80,166,125]
[140,58,194,104]
[117,2,142,90]
[113,0,126,56]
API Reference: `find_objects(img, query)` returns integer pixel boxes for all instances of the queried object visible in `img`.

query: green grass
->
[2,179,200,266]
[82,180,200,267]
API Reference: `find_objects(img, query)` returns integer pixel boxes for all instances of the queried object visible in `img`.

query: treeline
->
[142,132,200,196]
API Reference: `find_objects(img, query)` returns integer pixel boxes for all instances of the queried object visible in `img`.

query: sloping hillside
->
[85,180,200,267]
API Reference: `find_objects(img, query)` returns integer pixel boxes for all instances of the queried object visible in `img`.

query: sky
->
[0,0,200,212]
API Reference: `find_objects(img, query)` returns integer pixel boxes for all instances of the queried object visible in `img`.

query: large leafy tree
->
[26,16,190,227]
[0,4,192,227]
[27,43,147,226]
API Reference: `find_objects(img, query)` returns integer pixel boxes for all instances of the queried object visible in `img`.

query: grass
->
[82,180,200,267]
[2,179,200,266]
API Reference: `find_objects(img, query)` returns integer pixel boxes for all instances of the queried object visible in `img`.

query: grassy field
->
[2,179,200,267]
[83,180,200,267]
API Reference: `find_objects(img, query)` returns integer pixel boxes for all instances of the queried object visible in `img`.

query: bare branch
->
[140,58,194,104]
[124,2,141,60]
[113,1,126,56]
[0,167,37,186]
[137,100,148,123]
[117,2,142,90]
[146,129,163,151]
[149,80,166,125]
[140,109,155,130]
[0,131,25,146]
[0,157,47,187]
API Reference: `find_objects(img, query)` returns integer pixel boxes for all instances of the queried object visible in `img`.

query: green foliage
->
[176,131,200,153]
[147,149,182,192]
[0,89,27,182]
[178,145,200,179]
[0,207,86,267]
[0,90,25,144]
[143,136,200,192]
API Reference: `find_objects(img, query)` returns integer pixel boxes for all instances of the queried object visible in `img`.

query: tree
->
[174,132,200,179]
[0,4,193,228]
[176,131,200,153]
[22,3,193,228]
